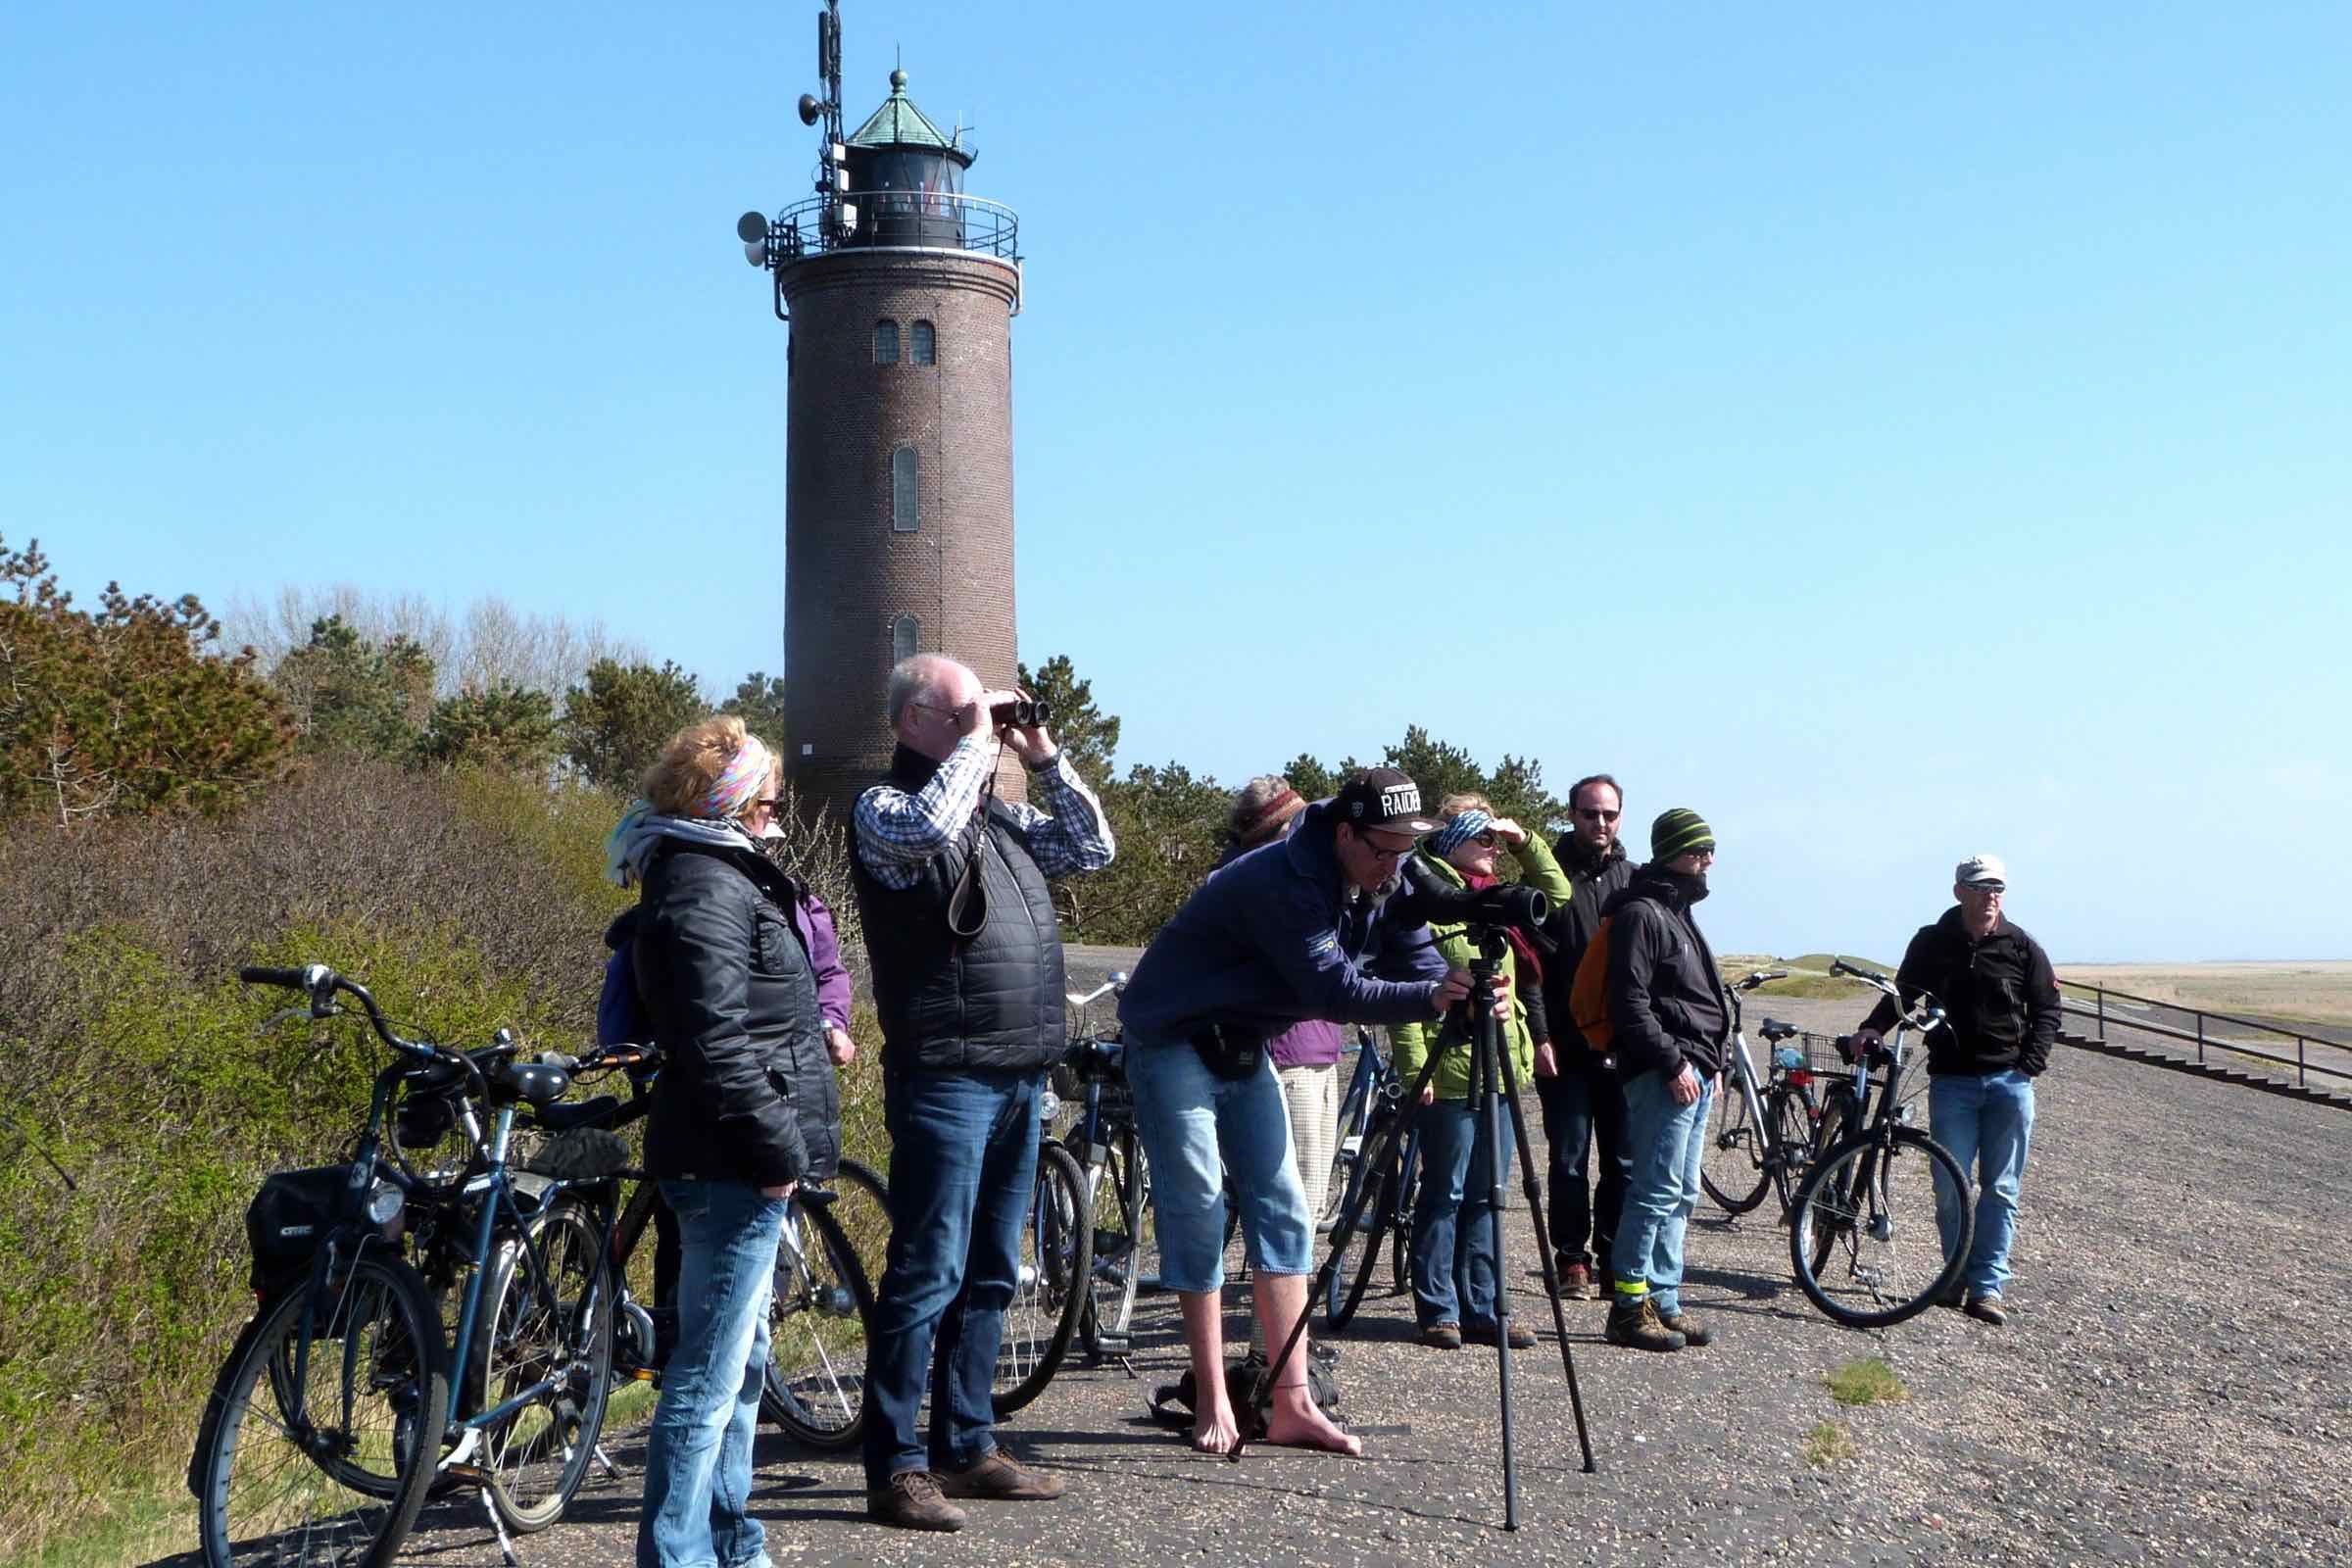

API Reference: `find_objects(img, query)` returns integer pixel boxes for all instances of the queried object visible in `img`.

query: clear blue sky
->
[8,2,2347,961]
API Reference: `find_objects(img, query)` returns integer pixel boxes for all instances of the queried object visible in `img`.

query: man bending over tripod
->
[1118,767,1481,1454]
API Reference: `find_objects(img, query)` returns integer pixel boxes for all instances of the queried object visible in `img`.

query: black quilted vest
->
[850,746,1066,1073]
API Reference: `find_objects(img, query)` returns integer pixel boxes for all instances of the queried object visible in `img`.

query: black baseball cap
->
[1332,767,1443,835]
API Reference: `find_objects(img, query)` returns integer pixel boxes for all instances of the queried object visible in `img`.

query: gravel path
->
[153,994,2351,1567]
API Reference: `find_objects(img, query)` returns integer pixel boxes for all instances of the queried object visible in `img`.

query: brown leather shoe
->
[1656,1310,1712,1348]
[867,1470,967,1532]
[1420,1321,1464,1350]
[1463,1321,1538,1349]
[937,1448,1064,1501]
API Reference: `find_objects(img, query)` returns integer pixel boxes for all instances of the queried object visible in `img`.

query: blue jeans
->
[1612,1070,1711,1317]
[1409,1098,1516,1330]
[1124,1036,1313,1295]
[1929,1069,2036,1298]
[860,1066,1042,1487]
[1534,1059,1630,1274]
[638,1180,786,1568]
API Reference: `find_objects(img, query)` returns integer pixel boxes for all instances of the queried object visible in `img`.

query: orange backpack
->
[1568,915,1617,1052]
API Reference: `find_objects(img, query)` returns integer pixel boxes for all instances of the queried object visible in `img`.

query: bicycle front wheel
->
[1788,1127,1971,1329]
[761,1190,878,1448]
[1324,1117,1399,1331]
[467,1197,613,1534]
[993,1141,1090,1415]
[195,1251,448,1568]
[1081,1131,1146,1360]
[1699,1082,1771,1214]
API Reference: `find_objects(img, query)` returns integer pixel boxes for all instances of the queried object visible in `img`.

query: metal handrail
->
[2056,978,2350,1090]
[753,191,1020,264]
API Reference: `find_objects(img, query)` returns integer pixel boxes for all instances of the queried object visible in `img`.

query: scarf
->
[604,805,758,888]
[1464,869,1544,986]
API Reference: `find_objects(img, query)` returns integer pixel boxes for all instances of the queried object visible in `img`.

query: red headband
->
[1238,787,1303,843]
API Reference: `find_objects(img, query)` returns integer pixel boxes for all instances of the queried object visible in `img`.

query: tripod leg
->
[1470,1003,1523,1529]
[1495,1032,1599,1474]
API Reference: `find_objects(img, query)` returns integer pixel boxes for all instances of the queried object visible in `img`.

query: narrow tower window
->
[892,614,919,662]
[910,319,936,366]
[892,445,919,531]
[874,318,900,364]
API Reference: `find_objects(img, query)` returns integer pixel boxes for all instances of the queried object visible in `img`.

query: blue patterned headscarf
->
[1429,808,1494,862]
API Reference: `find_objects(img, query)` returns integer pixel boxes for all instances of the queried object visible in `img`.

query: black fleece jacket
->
[1603,865,1732,1081]
[1861,906,2060,1078]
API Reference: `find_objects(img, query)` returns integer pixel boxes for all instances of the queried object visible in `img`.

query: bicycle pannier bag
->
[244,1164,353,1293]
[1569,915,1616,1052]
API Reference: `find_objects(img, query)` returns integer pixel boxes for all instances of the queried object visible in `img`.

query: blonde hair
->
[643,714,774,818]
[1437,791,1492,820]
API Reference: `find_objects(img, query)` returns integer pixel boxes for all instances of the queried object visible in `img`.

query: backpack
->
[1149,1353,1341,1441]
[1568,914,1617,1052]
[597,906,650,1049]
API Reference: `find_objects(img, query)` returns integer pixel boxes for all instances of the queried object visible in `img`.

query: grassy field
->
[2054,961,2352,1031]
[1715,953,1890,1000]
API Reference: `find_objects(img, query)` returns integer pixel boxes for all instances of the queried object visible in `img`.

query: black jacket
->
[851,746,1066,1074]
[1862,906,2060,1078]
[1541,836,1636,1053]
[1603,865,1732,1081]
[634,840,840,1187]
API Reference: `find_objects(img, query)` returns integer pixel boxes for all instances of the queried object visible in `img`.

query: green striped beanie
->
[1650,808,1715,861]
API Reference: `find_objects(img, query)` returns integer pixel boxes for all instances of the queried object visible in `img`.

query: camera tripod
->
[1263,930,1597,1528]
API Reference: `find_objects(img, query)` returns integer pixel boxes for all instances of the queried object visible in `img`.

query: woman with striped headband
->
[608,714,848,1568]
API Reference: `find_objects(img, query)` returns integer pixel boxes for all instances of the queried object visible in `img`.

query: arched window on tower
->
[892,614,919,663]
[910,320,936,366]
[892,445,919,532]
[874,318,900,365]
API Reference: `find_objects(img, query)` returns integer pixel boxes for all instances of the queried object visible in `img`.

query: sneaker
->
[1603,1297,1686,1353]
[1964,1293,2008,1327]
[1420,1321,1463,1350]
[1464,1321,1538,1349]
[867,1471,968,1532]
[1556,1261,1595,1300]
[1656,1310,1712,1348]
[937,1448,1064,1501]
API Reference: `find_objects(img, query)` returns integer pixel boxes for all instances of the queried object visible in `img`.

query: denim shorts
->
[1124,1032,1313,1295]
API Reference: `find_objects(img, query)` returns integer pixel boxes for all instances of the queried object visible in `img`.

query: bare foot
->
[1192,1392,1241,1455]
[1263,1393,1363,1456]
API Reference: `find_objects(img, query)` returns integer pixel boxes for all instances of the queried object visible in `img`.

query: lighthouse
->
[739,2,1026,819]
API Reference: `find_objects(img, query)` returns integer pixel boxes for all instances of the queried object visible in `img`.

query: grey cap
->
[1955,853,2008,888]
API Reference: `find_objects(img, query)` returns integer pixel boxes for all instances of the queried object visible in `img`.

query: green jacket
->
[1391,833,1574,1102]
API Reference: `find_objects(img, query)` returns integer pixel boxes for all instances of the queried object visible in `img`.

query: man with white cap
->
[1850,853,2060,1326]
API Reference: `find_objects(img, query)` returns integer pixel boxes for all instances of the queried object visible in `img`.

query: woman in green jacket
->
[1392,795,1573,1349]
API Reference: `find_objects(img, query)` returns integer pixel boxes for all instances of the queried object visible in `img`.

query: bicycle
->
[1320,1055,1424,1331]
[193,963,611,1567]
[991,1086,1092,1415]
[1054,974,1151,1365]
[1784,958,1974,1327]
[1697,968,1843,1216]
[1319,1027,1396,1234]
[511,1042,886,1451]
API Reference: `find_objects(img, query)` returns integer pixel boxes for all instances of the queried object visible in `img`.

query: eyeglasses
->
[1575,808,1620,823]
[1355,832,1416,863]
[910,700,977,724]
[748,796,782,811]
[1471,831,1499,849]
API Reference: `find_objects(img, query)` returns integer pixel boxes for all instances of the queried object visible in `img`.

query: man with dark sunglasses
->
[1534,774,1638,1300]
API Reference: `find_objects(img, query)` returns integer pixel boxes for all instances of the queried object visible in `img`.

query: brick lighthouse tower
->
[738,1,1025,820]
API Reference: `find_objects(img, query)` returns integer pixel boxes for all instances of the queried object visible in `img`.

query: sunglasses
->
[1470,830,1499,849]
[1575,808,1621,822]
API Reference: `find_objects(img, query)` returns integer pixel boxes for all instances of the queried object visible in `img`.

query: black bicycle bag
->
[243,1164,354,1294]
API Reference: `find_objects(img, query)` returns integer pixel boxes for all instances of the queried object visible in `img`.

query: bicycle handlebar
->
[237,964,310,990]
[239,961,467,1070]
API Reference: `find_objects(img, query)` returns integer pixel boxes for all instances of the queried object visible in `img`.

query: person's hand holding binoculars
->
[975,688,1056,764]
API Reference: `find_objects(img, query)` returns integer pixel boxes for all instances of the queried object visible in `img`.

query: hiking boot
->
[1420,1321,1463,1350]
[1465,1321,1538,1349]
[1965,1293,2008,1328]
[1604,1297,1686,1353]
[1656,1310,1712,1348]
[1556,1261,1595,1299]
[937,1448,1064,1501]
[867,1471,968,1532]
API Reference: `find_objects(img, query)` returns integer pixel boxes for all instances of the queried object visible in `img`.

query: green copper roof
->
[849,69,964,155]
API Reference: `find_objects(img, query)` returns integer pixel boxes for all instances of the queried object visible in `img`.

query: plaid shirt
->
[853,736,1115,891]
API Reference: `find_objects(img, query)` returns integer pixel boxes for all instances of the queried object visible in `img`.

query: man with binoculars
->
[851,654,1114,1532]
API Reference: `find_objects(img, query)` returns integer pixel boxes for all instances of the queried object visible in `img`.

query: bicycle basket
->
[244,1164,353,1293]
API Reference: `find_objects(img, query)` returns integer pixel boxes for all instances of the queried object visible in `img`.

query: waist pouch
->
[1188,1020,1266,1082]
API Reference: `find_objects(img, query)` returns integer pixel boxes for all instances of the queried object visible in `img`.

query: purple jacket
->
[788,890,853,1036]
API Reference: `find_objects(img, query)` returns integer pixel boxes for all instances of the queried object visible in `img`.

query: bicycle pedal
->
[441,1462,492,1490]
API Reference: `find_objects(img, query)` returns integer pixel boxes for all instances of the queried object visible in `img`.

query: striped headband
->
[1238,786,1303,841]
[701,735,775,820]
[1429,808,1494,861]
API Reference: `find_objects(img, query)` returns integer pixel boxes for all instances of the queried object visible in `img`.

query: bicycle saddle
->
[490,1058,572,1106]
[1759,1019,1797,1043]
